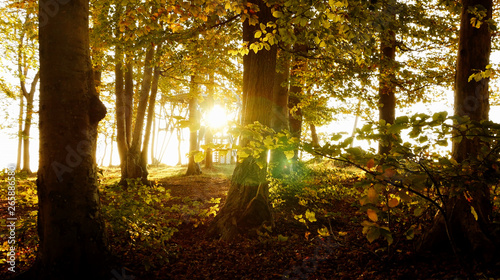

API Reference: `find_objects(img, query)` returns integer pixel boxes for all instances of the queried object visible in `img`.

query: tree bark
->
[115,49,128,180]
[205,74,215,169]
[140,65,161,181]
[119,46,155,184]
[186,75,202,175]
[270,50,290,177]
[16,92,24,171]
[31,0,109,279]
[418,0,496,261]
[378,28,396,155]
[208,0,277,240]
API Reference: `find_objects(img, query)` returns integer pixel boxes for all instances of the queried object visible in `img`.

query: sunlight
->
[206,105,228,129]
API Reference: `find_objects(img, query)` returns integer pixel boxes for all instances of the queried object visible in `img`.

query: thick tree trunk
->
[208,0,277,240]
[418,0,496,261]
[378,29,396,155]
[31,0,109,279]
[186,75,202,175]
[270,51,290,177]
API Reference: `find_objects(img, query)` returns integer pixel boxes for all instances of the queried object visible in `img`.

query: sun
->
[206,105,228,129]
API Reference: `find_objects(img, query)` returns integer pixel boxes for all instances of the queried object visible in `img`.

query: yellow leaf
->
[305,209,317,222]
[471,206,478,221]
[367,209,378,222]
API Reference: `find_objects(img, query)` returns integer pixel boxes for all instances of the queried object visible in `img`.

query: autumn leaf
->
[367,209,378,222]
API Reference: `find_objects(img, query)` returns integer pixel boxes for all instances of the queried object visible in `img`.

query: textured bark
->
[31,0,109,279]
[186,75,202,175]
[418,0,496,261]
[208,0,277,240]
[378,28,396,155]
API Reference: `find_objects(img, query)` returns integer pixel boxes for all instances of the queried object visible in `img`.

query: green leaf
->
[366,227,381,243]
[277,234,289,242]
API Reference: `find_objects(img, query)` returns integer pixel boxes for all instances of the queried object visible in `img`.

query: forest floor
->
[1,164,500,279]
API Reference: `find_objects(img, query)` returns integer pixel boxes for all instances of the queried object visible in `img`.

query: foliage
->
[100,178,219,270]
[306,112,500,245]
[0,170,38,266]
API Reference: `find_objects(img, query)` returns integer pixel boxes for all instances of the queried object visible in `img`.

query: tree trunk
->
[186,75,202,175]
[310,123,319,146]
[270,50,290,177]
[378,28,396,155]
[288,46,307,164]
[208,0,277,240]
[115,49,128,180]
[205,74,215,169]
[30,0,109,279]
[21,72,39,174]
[122,46,155,184]
[140,64,161,182]
[177,127,183,166]
[16,92,24,171]
[418,0,496,261]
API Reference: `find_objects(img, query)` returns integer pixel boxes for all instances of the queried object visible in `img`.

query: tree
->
[418,0,496,260]
[185,74,203,175]
[208,0,277,240]
[26,0,109,278]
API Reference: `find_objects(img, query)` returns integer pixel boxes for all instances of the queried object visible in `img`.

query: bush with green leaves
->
[305,112,500,245]
[101,179,219,270]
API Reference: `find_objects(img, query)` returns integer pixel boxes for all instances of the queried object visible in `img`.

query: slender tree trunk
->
[177,127,183,166]
[418,0,496,261]
[310,123,319,146]
[140,64,161,182]
[124,60,134,148]
[208,0,277,240]
[378,28,396,155]
[288,48,307,163]
[30,0,109,279]
[21,72,39,174]
[115,49,128,180]
[205,74,215,169]
[270,50,290,177]
[16,93,24,171]
[186,75,202,175]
